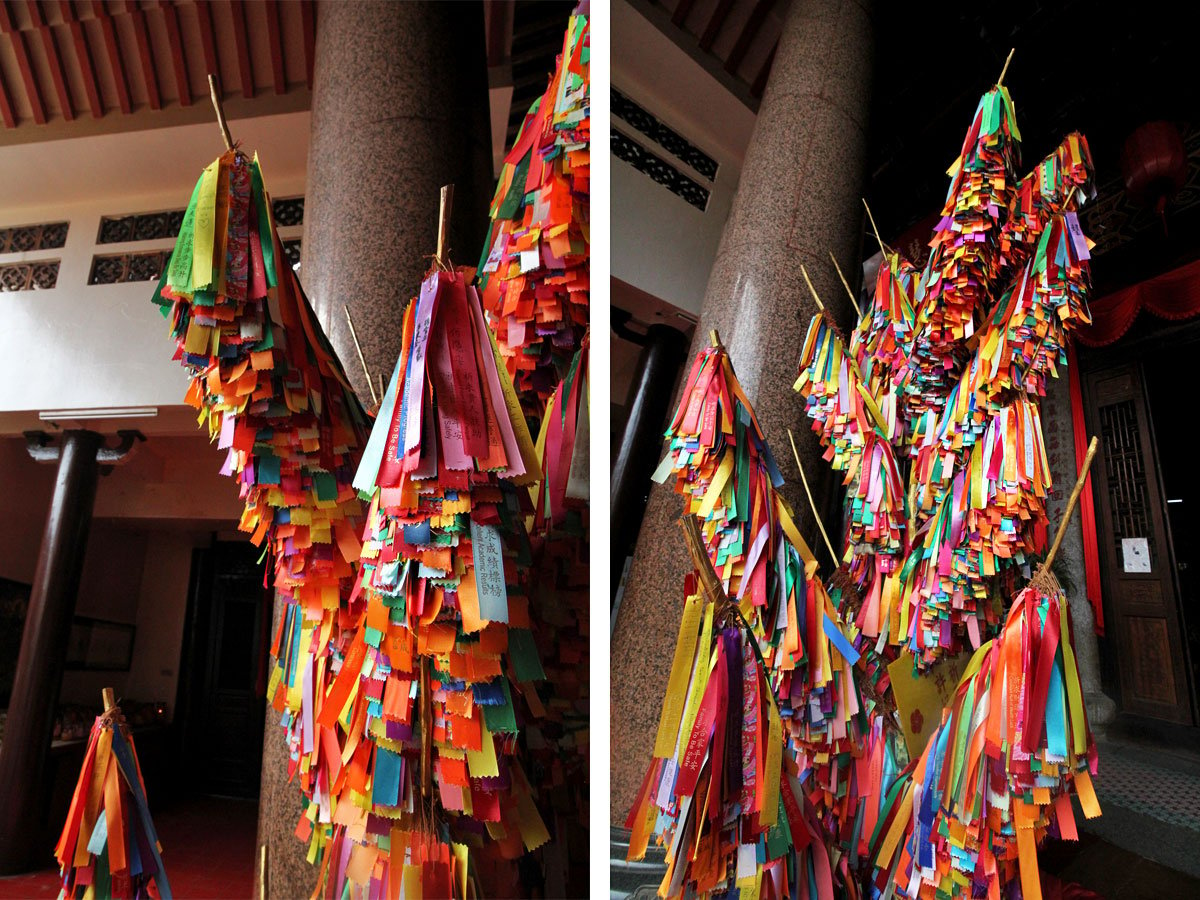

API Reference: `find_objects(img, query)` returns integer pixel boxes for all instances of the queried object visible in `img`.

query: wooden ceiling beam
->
[751,37,777,99]
[194,0,218,85]
[60,0,102,117]
[28,0,75,120]
[91,0,131,113]
[157,0,190,106]
[128,2,160,109]
[299,0,314,90]
[263,0,284,94]
[725,0,774,76]
[0,61,15,127]
[1,0,48,123]
[698,0,733,52]
[227,0,253,98]
[670,0,696,27]
[484,0,513,69]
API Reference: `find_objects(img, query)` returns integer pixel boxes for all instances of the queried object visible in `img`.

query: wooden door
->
[179,541,268,797]
[1084,363,1194,724]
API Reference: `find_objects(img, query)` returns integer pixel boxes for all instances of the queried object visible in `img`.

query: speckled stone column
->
[610,0,875,822]
[256,3,493,894]
[301,0,494,394]
[255,597,309,900]
[1043,374,1117,732]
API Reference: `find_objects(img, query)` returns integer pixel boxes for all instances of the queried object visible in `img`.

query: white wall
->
[0,111,309,415]
[611,156,737,317]
[59,528,148,707]
[610,0,757,316]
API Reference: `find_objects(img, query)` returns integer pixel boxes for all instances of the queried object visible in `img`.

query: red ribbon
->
[1067,343,1104,634]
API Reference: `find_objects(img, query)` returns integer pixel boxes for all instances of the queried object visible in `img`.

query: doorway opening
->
[1081,318,1200,732]
[176,540,271,799]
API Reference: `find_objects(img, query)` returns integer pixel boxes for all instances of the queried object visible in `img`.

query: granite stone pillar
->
[1043,374,1117,731]
[255,3,494,895]
[301,0,494,397]
[610,0,875,822]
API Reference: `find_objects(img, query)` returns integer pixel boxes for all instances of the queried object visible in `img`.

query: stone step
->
[609,825,668,899]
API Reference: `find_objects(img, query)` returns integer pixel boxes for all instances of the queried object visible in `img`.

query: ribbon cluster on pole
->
[145,11,592,898]
[632,70,1103,900]
[55,704,171,900]
[478,14,590,418]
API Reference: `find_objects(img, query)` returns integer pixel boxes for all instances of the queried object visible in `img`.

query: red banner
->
[1078,256,1200,347]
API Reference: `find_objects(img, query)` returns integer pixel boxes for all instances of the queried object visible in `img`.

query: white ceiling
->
[0,108,311,211]
[613,0,756,169]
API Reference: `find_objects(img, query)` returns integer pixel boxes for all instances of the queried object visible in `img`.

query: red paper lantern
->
[1121,121,1188,228]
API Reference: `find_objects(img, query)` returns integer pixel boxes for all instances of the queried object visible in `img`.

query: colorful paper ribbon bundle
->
[976,212,1094,406]
[996,133,1094,286]
[893,392,1051,669]
[478,13,590,417]
[532,337,590,535]
[650,344,789,631]
[151,147,368,629]
[650,342,876,768]
[55,693,171,900]
[641,341,905,898]
[794,307,908,618]
[849,253,917,447]
[333,264,549,892]
[473,13,592,891]
[867,562,1100,900]
[525,335,591,854]
[626,567,836,900]
[476,19,593,879]
[908,84,1021,383]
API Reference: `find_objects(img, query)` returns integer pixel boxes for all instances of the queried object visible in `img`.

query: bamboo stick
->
[1043,435,1099,572]
[787,428,840,569]
[207,74,234,151]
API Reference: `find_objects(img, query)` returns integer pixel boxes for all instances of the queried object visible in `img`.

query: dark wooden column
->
[0,430,109,873]
[611,321,690,598]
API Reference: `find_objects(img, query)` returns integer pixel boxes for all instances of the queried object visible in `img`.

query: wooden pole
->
[342,305,379,407]
[420,658,432,800]
[207,74,234,151]
[678,517,727,605]
[709,328,722,349]
[1043,436,1099,572]
[829,252,862,319]
[257,843,269,900]
[996,47,1015,88]
[799,264,825,311]
[436,184,454,271]
[786,428,840,569]
[862,198,889,258]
